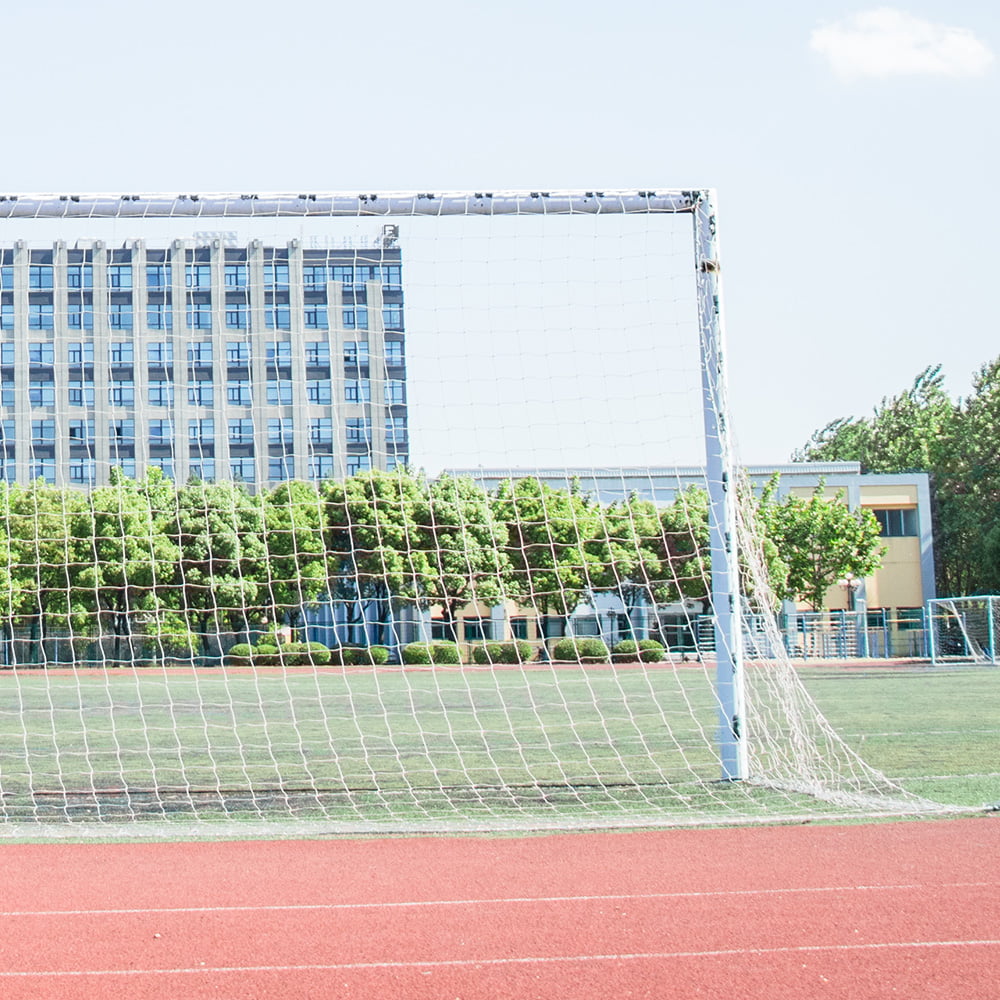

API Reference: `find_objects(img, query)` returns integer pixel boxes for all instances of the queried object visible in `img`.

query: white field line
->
[1,880,995,918]
[1,940,999,978]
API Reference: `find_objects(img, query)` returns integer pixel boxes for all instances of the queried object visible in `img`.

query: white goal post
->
[0,189,952,835]
[928,596,1000,665]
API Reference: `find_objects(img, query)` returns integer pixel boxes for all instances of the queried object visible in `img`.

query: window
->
[29,343,54,365]
[225,304,249,329]
[267,418,293,444]
[109,342,134,365]
[107,265,132,289]
[305,341,330,366]
[229,418,254,444]
[0,303,13,330]
[309,418,333,445]
[29,265,54,289]
[268,456,294,481]
[185,264,211,289]
[385,379,405,405]
[1,376,13,407]
[463,617,490,642]
[147,303,173,330]
[29,380,55,406]
[30,459,56,484]
[331,264,354,287]
[344,341,369,367]
[110,419,135,446]
[189,418,215,445]
[342,306,368,330]
[227,380,252,405]
[265,304,291,330]
[264,262,289,290]
[188,380,214,406]
[187,341,213,363]
[149,380,174,407]
[0,343,12,365]
[381,263,402,289]
[68,342,94,364]
[187,302,212,330]
[69,458,96,486]
[355,264,378,284]
[67,265,94,289]
[146,263,171,289]
[346,455,371,476]
[346,417,370,443]
[226,341,250,364]
[309,454,335,481]
[230,457,256,482]
[386,416,406,443]
[345,378,370,403]
[382,304,403,331]
[510,617,530,641]
[109,380,135,406]
[872,508,918,538]
[109,303,133,330]
[148,342,174,364]
[267,379,293,405]
[0,265,12,290]
[303,265,327,290]
[224,264,248,289]
[266,341,292,366]
[31,419,56,444]
[111,459,137,479]
[68,379,95,407]
[29,303,54,330]
[148,456,174,479]
[384,341,404,367]
[189,459,216,482]
[306,379,331,405]
[304,304,328,329]
[68,420,95,446]
[149,420,173,446]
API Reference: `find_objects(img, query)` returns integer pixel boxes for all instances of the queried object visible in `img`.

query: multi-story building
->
[0,225,407,488]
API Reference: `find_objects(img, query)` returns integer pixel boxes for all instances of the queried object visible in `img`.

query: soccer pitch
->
[0,663,995,831]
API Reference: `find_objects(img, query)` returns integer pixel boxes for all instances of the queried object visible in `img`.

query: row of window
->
[1,302,403,332]
[12,339,402,367]
[2,263,401,292]
[19,453,389,487]
[15,416,405,448]
[7,377,405,408]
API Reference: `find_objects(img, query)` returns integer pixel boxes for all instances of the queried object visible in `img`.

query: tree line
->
[798,356,1000,597]
[0,467,883,660]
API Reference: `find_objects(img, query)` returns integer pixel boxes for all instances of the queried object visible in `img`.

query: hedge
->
[402,641,462,665]
[551,637,610,662]
[611,638,665,663]
[470,641,534,664]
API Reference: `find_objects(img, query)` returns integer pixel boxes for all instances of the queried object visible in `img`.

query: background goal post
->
[0,188,955,835]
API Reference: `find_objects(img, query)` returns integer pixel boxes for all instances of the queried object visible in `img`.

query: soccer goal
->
[928,596,1000,665]
[0,190,957,836]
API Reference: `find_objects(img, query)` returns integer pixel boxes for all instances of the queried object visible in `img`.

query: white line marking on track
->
[1,939,999,977]
[0,881,994,918]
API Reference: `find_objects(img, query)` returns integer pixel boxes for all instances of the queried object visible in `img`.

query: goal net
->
[929,596,1000,665]
[0,190,955,836]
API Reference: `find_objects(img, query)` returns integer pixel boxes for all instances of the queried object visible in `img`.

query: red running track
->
[0,817,996,999]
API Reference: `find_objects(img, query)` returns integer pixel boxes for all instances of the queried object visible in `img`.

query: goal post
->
[928,596,1000,665]
[0,188,957,835]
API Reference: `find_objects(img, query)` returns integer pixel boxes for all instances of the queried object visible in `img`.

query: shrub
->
[402,641,461,665]
[333,645,391,666]
[471,641,535,664]
[227,642,253,666]
[304,642,332,666]
[251,642,279,666]
[611,639,639,663]
[637,639,665,663]
[551,637,610,662]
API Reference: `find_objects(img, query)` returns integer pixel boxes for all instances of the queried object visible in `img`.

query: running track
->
[0,817,996,998]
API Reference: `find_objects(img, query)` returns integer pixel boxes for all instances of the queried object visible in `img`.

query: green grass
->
[0,662,996,832]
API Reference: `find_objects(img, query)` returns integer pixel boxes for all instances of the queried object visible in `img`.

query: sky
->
[0,1,996,468]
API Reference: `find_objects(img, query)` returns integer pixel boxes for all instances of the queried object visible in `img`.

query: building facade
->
[0,227,407,488]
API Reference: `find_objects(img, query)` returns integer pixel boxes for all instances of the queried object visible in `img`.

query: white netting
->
[929,596,1000,665]
[0,191,962,836]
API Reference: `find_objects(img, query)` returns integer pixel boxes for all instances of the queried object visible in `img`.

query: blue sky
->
[1,2,996,466]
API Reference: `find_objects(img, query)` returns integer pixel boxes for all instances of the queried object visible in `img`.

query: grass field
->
[0,662,996,833]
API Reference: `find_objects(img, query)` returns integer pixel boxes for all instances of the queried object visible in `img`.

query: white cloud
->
[811,8,994,80]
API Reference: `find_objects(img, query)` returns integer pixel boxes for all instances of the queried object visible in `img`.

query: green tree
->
[417,474,510,642]
[491,479,604,636]
[263,480,328,629]
[757,480,885,611]
[167,479,268,655]
[323,469,433,646]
